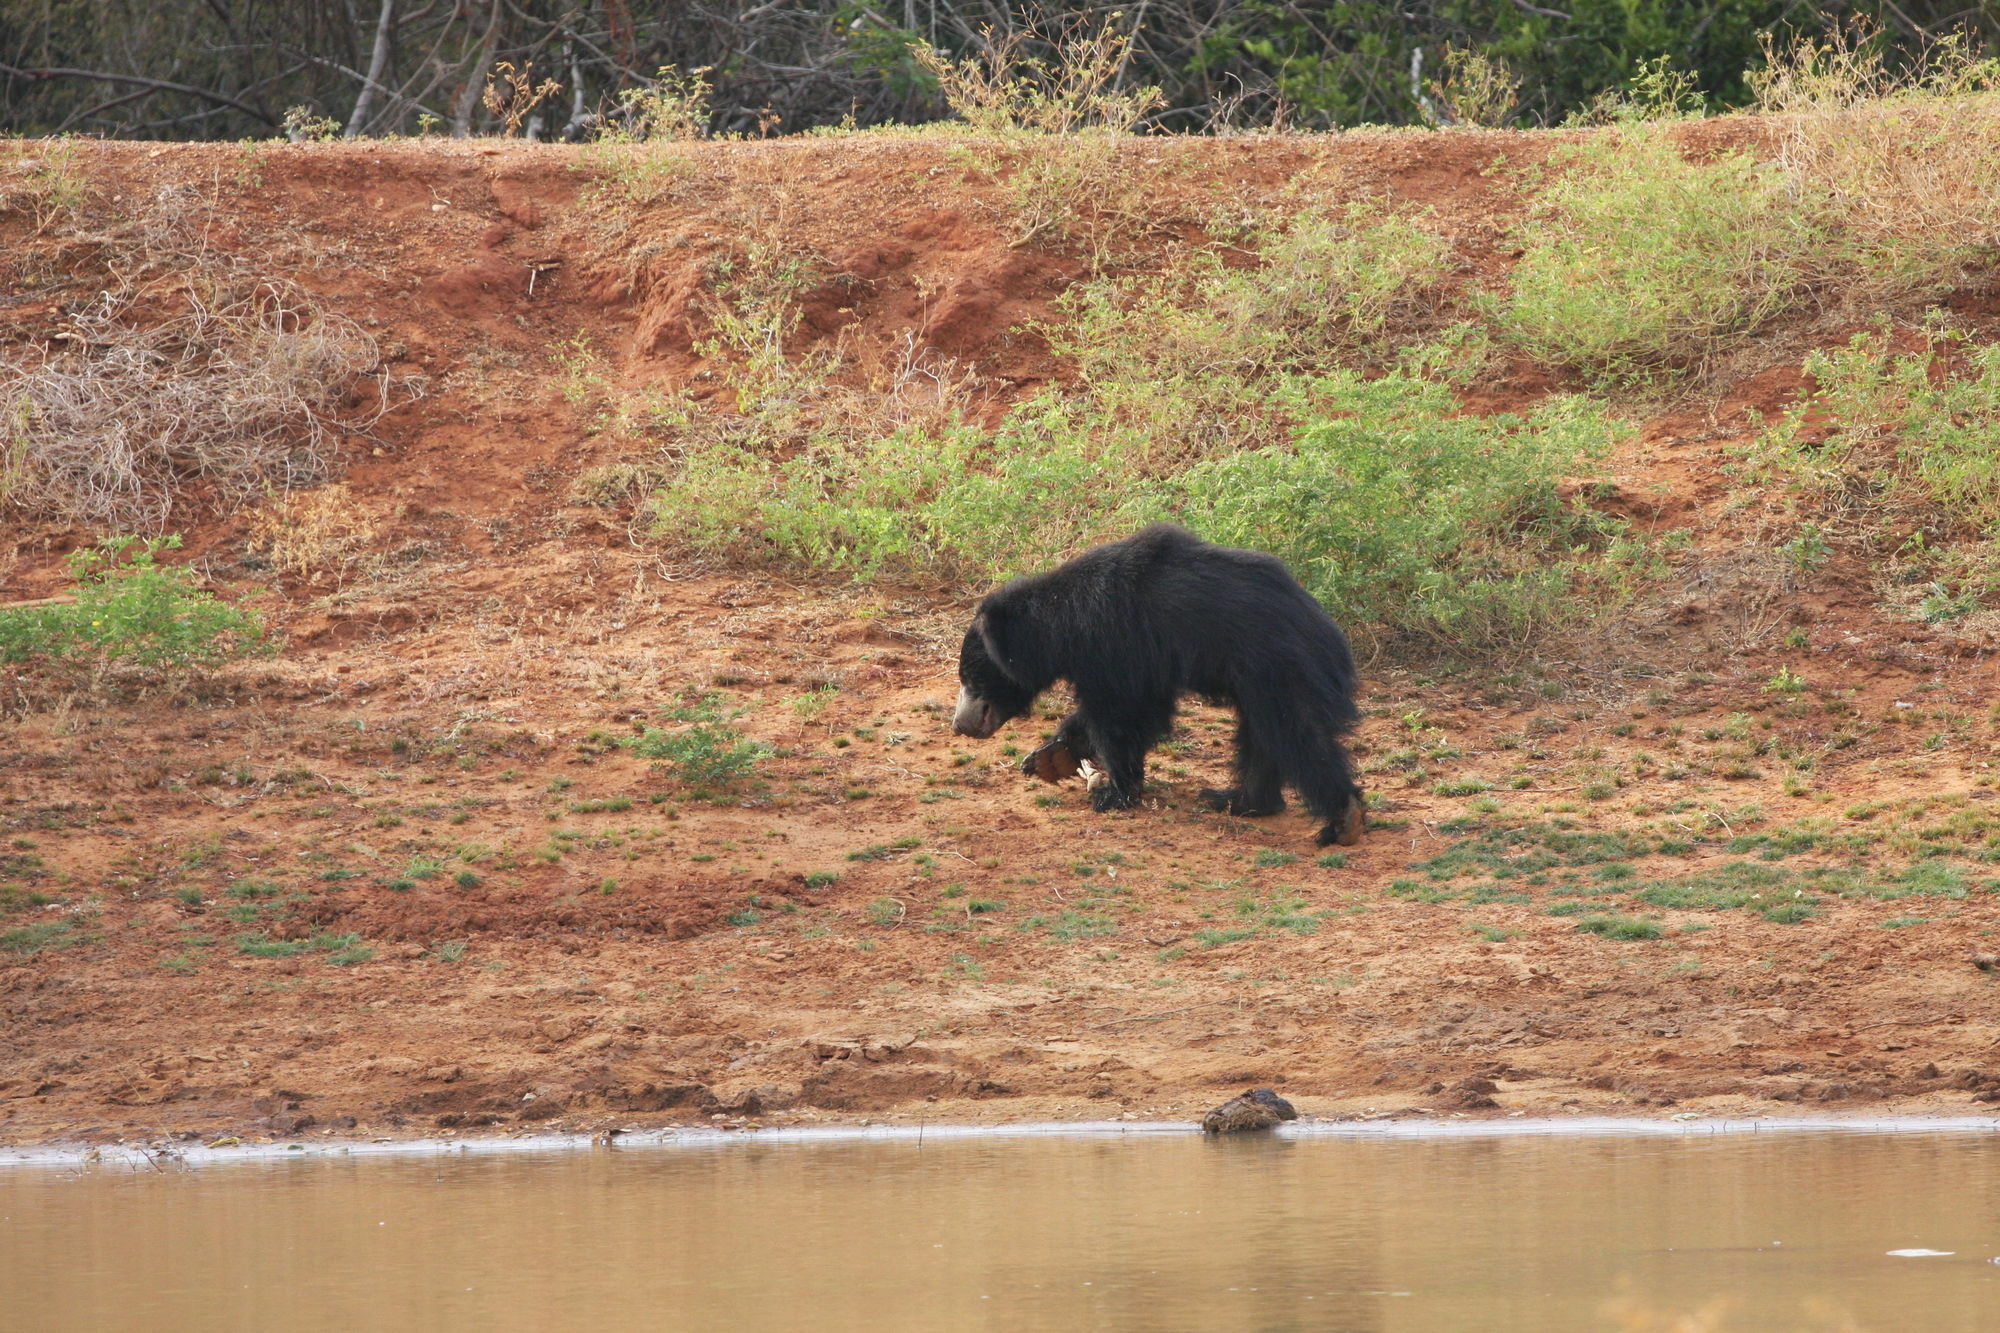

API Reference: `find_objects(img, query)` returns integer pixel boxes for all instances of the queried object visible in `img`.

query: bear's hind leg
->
[1245,709,1365,846]
[1294,741,1366,847]
[1316,794,1367,847]
[1200,721,1286,817]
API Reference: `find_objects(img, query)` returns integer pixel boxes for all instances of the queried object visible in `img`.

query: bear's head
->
[953,610,1038,738]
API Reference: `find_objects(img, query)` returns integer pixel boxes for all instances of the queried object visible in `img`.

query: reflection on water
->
[4,1127,2000,1331]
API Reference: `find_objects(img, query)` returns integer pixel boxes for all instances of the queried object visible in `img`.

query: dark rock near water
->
[1434,1076,1501,1111]
[1202,1087,1299,1133]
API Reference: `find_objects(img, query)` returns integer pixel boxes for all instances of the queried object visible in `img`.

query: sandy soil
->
[4,131,2000,1148]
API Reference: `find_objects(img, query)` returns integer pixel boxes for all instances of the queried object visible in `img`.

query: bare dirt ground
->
[4,132,2000,1148]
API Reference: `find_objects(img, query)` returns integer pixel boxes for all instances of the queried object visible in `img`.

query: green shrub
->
[622,692,771,787]
[1053,202,1455,392]
[633,202,1637,663]
[1145,371,1626,656]
[0,536,267,673]
[1498,126,1815,380]
[1746,334,2000,539]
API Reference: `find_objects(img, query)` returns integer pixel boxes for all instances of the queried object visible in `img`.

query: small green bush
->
[622,692,771,787]
[1747,334,2000,539]
[1498,126,1815,380]
[1149,372,1626,656]
[0,536,267,673]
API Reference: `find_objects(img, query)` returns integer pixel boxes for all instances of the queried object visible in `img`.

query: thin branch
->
[55,84,160,133]
[0,64,279,125]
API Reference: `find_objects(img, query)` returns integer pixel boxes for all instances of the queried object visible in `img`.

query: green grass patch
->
[1416,821,1681,883]
[847,837,922,862]
[235,930,371,961]
[1233,890,1327,936]
[1021,909,1117,941]
[645,353,1633,662]
[1573,913,1664,941]
[0,921,80,954]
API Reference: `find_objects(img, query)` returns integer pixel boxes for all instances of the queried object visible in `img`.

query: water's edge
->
[5,1114,2000,1172]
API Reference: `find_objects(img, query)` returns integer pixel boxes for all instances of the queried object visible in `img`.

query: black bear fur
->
[952,525,1366,846]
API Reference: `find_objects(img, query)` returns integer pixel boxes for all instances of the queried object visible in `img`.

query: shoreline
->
[7,1112,2000,1172]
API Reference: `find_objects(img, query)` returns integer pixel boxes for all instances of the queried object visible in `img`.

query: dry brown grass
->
[1753,28,2000,289]
[911,17,1170,267]
[245,482,379,584]
[1,278,378,529]
[912,18,1162,135]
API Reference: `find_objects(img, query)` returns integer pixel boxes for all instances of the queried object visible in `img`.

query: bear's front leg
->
[1021,711,1096,784]
[1079,709,1152,812]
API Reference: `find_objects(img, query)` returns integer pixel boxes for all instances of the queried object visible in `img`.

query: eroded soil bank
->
[5,133,2000,1146]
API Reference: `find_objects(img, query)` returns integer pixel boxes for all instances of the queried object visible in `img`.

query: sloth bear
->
[953,525,1366,846]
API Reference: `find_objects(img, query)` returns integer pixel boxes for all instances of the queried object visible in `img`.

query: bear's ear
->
[974,607,1008,675]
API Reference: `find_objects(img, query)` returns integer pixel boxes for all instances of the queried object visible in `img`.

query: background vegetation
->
[6,14,2000,675]
[2,1,1995,140]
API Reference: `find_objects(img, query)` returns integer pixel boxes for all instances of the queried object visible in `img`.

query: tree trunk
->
[449,0,502,138]
[344,0,398,138]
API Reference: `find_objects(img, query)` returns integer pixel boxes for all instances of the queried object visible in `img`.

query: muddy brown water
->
[4,1123,2000,1331]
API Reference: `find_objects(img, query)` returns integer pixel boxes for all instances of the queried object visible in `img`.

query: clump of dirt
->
[5,133,2000,1147]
